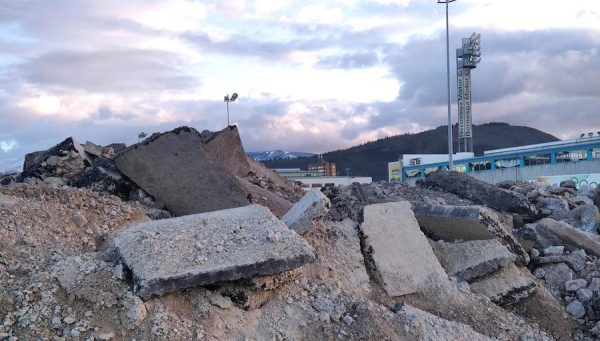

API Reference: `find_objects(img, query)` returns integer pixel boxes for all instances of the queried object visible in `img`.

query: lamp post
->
[224,92,238,126]
[438,0,455,170]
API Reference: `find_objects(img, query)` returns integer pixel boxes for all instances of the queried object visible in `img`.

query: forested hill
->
[263,122,559,181]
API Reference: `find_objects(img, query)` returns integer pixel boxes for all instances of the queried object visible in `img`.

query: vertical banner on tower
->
[457,68,465,139]
[463,68,472,139]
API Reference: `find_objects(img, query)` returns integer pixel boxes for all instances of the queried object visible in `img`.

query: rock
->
[577,288,593,302]
[311,297,344,320]
[425,171,537,216]
[470,263,536,305]
[43,177,65,186]
[548,186,575,196]
[63,316,75,324]
[123,294,147,327]
[71,213,88,228]
[73,157,136,199]
[21,137,91,181]
[536,197,569,215]
[97,331,114,340]
[529,248,540,258]
[565,279,588,292]
[589,278,600,291]
[550,204,600,233]
[574,195,594,206]
[113,204,316,298]
[318,312,330,323]
[543,246,564,256]
[114,126,249,216]
[199,125,252,177]
[281,190,331,234]
[565,300,586,318]
[396,304,494,341]
[342,315,354,326]
[209,293,233,309]
[559,180,577,190]
[515,218,600,257]
[542,263,573,289]
[359,201,446,296]
[533,268,545,279]
[430,239,516,282]
[412,202,529,264]
[530,250,587,272]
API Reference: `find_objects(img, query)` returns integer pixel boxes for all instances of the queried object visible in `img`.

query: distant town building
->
[308,161,337,176]
[273,168,320,178]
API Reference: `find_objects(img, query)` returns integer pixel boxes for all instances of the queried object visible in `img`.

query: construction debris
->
[113,204,316,298]
[282,189,331,234]
[359,201,446,296]
[469,263,536,305]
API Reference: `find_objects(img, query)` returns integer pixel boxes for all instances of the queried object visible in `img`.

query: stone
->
[543,246,564,256]
[63,316,75,324]
[199,125,252,178]
[533,268,545,279]
[97,331,114,340]
[114,126,249,216]
[342,315,354,326]
[530,250,587,272]
[281,190,331,234]
[577,288,593,302]
[548,186,575,196]
[318,312,330,323]
[430,239,516,282]
[574,196,594,206]
[565,300,586,318]
[469,263,535,305]
[359,201,446,297]
[412,202,529,264]
[396,304,494,341]
[536,197,569,215]
[542,263,573,289]
[113,204,316,298]
[559,180,577,190]
[529,248,540,258]
[589,278,600,291]
[71,213,88,228]
[565,279,588,292]
[123,294,147,327]
[425,171,537,216]
[21,137,91,180]
[515,218,600,257]
[209,293,233,309]
[550,204,600,234]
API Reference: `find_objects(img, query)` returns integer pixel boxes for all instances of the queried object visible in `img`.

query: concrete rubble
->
[413,202,529,264]
[282,189,331,234]
[430,239,516,282]
[113,204,316,298]
[359,201,446,296]
[4,132,600,341]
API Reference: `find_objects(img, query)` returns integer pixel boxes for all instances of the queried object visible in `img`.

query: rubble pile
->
[3,127,600,340]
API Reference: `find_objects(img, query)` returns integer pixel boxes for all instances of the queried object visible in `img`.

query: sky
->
[1,0,600,172]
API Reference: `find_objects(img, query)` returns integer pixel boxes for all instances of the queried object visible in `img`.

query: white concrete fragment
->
[282,190,331,234]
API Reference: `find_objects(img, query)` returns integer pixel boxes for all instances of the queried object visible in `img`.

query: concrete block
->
[412,202,529,264]
[430,239,516,282]
[425,170,537,216]
[200,125,251,178]
[359,201,446,297]
[114,126,249,216]
[550,204,600,234]
[470,263,536,305]
[282,189,331,234]
[113,204,316,299]
[515,218,600,257]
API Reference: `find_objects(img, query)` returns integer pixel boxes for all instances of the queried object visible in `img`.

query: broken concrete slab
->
[114,126,250,216]
[530,249,587,272]
[21,137,91,182]
[200,125,252,178]
[412,202,529,264]
[430,239,516,282]
[359,201,446,297]
[550,204,600,234]
[470,263,536,305]
[425,170,538,216]
[113,204,316,299]
[282,189,331,234]
[515,218,600,257]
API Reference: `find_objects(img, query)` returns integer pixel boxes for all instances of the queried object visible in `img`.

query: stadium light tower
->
[456,33,481,152]
[438,0,456,170]
[224,92,238,126]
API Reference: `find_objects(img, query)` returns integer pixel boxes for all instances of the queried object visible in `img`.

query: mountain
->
[247,150,316,162]
[263,122,559,181]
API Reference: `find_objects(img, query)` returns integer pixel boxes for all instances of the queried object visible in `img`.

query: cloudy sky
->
[1,0,600,172]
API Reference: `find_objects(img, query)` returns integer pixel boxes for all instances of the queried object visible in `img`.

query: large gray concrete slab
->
[200,125,252,178]
[470,263,536,305]
[412,202,529,264]
[281,189,331,234]
[113,204,316,299]
[430,239,516,282]
[114,126,249,216]
[360,201,446,297]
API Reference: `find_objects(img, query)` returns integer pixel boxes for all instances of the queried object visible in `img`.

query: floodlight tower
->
[224,92,238,126]
[456,33,481,153]
[438,0,456,170]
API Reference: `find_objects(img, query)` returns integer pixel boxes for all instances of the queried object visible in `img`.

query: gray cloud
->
[20,49,198,93]
[316,51,379,69]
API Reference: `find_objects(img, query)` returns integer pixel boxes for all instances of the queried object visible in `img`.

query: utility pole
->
[438,0,456,170]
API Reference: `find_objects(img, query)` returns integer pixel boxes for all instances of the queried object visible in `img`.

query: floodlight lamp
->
[224,95,229,102]
[580,133,586,138]
[437,0,456,3]
[589,132,594,137]
[231,93,238,101]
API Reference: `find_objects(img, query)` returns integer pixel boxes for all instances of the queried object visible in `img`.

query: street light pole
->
[223,92,238,127]
[438,0,455,170]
